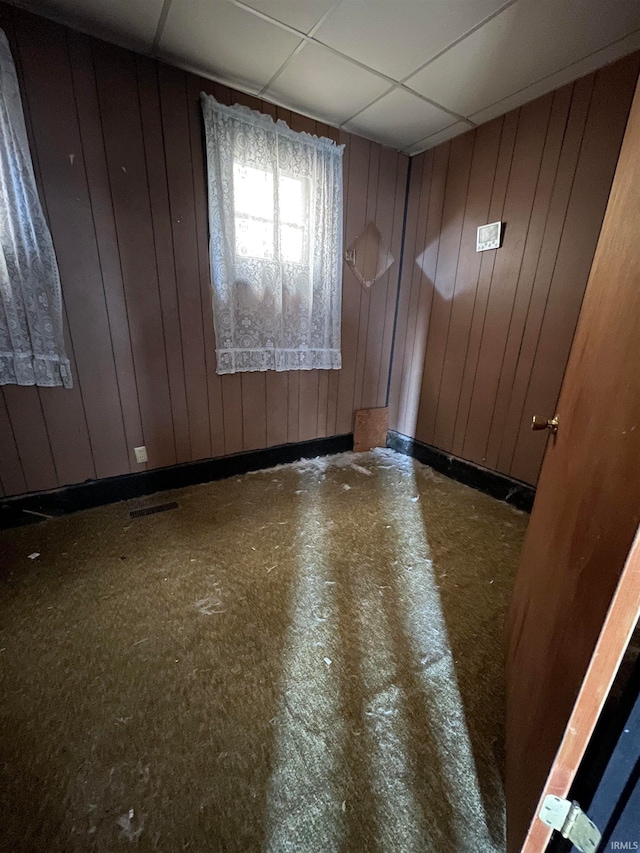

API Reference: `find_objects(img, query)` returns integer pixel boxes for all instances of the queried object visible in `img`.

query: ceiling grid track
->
[230,0,479,128]
[14,0,640,154]
[151,0,173,56]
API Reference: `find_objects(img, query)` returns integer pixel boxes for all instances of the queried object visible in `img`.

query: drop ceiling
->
[13,0,640,154]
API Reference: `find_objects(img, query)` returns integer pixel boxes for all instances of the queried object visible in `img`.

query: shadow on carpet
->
[0,449,528,852]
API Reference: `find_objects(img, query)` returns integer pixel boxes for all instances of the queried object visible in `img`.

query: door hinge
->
[539,795,601,853]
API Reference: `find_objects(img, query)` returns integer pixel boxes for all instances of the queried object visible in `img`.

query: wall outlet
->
[134,446,148,464]
[344,248,356,265]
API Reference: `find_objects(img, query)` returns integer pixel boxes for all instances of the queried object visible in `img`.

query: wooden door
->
[505,74,640,853]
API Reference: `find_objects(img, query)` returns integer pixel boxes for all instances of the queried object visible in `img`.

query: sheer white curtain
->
[0,30,71,388]
[201,94,344,375]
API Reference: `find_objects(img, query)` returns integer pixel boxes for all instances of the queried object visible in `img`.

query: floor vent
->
[130,501,179,519]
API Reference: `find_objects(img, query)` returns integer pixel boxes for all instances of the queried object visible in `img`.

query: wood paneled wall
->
[0,4,408,499]
[389,52,640,486]
[1,1,637,499]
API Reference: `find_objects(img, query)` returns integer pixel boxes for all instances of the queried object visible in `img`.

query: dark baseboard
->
[1,430,533,529]
[387,430,535,512]
[0,433,354,530]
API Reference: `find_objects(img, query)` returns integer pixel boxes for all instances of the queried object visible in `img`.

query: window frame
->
[232,161,311,267]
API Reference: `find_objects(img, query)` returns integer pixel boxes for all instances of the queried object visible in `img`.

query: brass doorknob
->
[531,414,559,434]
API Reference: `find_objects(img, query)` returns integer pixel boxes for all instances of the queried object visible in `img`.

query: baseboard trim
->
[387,430,535,512]
[0,433,354,529]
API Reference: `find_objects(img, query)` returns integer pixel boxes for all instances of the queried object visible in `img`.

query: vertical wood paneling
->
[159,63,212,461]
[2,387,58,492]
[241,372,268,451]
[415,132,475,444]
[316,371,329,438]
[395,151,434,437]
[92,40,177,470]
[395,51,640,487]
[462,94,553,466]
[353,142,380,412]
[33,322,96,487]
[266,371,289,447]
[360,146,397,410]
[189,74,225,458]
[298,369,319,442]
[495,78,597,476]
[18,25,97,488]
[431,118,503,451]
[68,32,144,472]
[0,391,27,497]
[0,10,96,493]
[2,2,628,499]
[377,152,408,408]
[14,13,129,481]
[510,55,640,484]
[136,56,190,464]
[335,133,370,434]
[220,375,243,456]
[0,5,408,498]
[388,152,424,430]
[286,369,300,444]
[403,144,449,437]
[483,86,574,471]
[451,110,519,457]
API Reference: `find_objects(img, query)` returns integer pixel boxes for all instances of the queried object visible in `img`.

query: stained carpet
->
[0,449,528,852]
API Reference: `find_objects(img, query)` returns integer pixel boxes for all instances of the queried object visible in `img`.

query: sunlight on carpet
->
[0,449,528,852]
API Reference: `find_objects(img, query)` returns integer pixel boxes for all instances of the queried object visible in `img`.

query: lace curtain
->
[201,94,344,375]
[0,30,71,388]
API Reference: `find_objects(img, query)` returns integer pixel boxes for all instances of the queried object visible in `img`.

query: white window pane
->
[281,225,303,263]
[233,164,273,219]
[279,175,303,225]
[236,217,274,260]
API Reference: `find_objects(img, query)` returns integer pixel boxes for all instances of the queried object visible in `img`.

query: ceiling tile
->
[405,121,471,156]
[406,0,640,118]
[313,0,506,81]
[158,0,302,92]
[344,88,454,150]
[239,0,335,34]
[469,28,640,125]
[12,0,164,51]
[265,42,391,126]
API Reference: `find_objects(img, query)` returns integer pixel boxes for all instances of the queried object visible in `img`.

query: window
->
[201,94,344,375]
[233,165,308,265]
[0,30,71,389]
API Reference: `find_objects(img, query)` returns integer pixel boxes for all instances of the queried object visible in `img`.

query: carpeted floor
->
[0,449,528,852]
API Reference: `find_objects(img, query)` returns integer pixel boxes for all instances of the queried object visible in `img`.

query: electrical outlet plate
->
[134,446,148,464]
